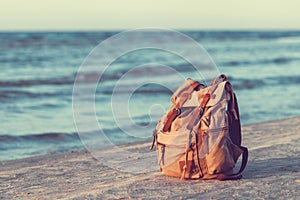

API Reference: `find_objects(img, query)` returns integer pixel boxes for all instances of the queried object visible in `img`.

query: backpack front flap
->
[154,78,201,178]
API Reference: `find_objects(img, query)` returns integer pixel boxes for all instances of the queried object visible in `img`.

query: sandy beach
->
[1,117,299,199]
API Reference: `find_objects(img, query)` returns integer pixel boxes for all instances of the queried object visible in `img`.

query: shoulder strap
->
[235,146,248,175]
[216,146,248,181]
[226,82,242,146]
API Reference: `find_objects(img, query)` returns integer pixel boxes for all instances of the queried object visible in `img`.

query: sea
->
[1,30,300,161]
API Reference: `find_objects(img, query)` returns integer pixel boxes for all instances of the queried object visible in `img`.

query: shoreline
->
[1,117,299,199]
[2,115,299,163]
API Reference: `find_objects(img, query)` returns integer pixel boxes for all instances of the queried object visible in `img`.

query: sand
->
[1,117,299,199]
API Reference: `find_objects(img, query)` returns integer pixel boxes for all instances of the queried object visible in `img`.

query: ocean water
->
[0,30,300,161]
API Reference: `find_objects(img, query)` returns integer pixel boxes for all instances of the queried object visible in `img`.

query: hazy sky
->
[1,0,300,31]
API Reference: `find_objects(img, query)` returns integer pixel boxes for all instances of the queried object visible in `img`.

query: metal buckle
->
[198,107,204,116]
[173,108,181,116]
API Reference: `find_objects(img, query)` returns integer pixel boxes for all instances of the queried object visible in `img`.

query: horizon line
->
[1,27,300,33]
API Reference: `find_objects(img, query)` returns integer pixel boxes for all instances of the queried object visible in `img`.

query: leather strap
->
[233,145,248,176]
[200,93,210,108]
[175,81,201,109]
[200,74,227,109]
[150,130,157,150]
[162,108,181,132]
[162,81,200,132]
[213,74,227,85]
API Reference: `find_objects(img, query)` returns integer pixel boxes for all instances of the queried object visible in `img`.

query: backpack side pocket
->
[205,128,243,175]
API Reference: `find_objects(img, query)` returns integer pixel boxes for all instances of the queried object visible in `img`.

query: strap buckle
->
[173,108,181,116]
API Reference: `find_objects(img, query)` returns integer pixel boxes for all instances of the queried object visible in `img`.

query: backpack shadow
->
[241,156,299,179]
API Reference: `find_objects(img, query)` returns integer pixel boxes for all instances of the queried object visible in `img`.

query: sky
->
[1,0,300,31]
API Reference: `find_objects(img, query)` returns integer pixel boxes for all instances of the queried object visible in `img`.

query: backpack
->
[150,74,248,180]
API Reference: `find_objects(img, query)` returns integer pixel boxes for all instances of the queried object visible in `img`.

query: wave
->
[230,78,266,90]
[276,36,300,44]
[229,75,300,90]
[102,85,173,95]
[102,89,173,95]
[0,76,75,87]
[0,132,79,143]
[75,63,199,84]
[185,31,300,41]
[221,56,300,67]
[0,90,57,98]
[0,132,83,161]
[0,127,147,151]
[0,90,70,102]
[100,75,300,95]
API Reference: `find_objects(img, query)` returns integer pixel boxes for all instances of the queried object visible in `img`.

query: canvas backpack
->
[150,74,248,180]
